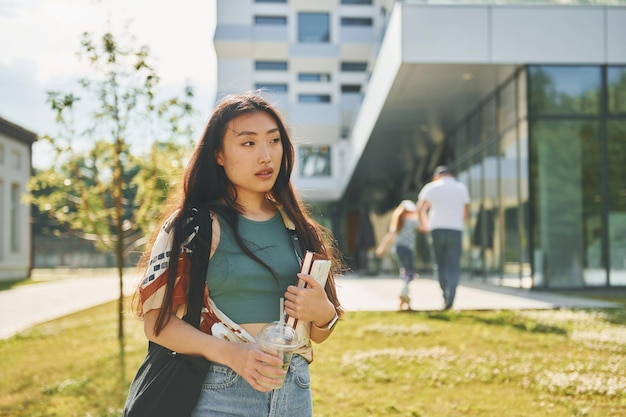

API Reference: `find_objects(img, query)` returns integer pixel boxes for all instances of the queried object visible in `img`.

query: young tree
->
[28,30,198,342]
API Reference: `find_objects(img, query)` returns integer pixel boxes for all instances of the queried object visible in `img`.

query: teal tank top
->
[206,211,301,324]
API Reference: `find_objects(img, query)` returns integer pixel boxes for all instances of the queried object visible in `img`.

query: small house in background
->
[0,115,36,282]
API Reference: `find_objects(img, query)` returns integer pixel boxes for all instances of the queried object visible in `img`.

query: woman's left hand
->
[283,273,335,326]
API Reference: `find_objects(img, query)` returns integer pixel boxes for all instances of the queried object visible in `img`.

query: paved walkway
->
[0,270,620,340]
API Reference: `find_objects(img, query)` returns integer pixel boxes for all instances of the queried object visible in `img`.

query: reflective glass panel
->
[298,94,331,103]
[298,73,331,82]
[255,61,287,71]
[531,120,605,287]
[608,66,626,114]
[341,62,367,72]
[529,66,601,115]
[300,145,331,177]
[254,16,287,25]
[298,13,330,42]
[255,83,288,93]
[500,79,516,131]
[607,120,626,284]
[340,17,373,26]
[499,128,522,282]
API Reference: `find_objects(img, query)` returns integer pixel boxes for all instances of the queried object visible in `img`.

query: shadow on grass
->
[0,278,35,292]
[426,310,568,335]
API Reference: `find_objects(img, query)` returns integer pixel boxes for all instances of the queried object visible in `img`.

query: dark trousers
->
[430,229,462,308]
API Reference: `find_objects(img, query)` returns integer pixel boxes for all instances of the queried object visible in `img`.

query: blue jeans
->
[395,245,416,299]
[430,229,462,308]
[191,355,312,417]
[395,245,416,283]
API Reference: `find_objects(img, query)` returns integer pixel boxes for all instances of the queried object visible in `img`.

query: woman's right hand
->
[227,342,286,392]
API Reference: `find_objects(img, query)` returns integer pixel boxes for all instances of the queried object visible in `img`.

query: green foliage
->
[27,28,199,343]
[28,29,197,256]
[1,304,625,417]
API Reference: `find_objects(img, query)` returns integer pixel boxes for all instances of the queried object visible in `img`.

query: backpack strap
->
[277,206,304,265]
[181,206,213,329]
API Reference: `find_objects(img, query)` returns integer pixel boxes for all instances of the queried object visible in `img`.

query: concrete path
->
[0,271,620,340]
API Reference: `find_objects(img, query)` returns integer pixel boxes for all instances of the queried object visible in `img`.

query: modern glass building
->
[213,0,626,289]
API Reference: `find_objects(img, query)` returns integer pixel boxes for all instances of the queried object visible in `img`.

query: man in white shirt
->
[417,166,470,309]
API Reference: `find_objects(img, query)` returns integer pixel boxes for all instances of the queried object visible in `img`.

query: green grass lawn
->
[1,299,625,417]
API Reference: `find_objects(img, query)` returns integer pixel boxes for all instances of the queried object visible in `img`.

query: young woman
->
[375,200,420,310]
[132,92,343,416]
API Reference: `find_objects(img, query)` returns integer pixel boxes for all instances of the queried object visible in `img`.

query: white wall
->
[401,4,626,64]
[0,133,32,281]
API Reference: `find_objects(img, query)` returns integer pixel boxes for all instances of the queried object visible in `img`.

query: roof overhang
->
[338,2,626,211]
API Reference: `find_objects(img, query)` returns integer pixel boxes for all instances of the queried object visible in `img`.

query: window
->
[341,0,373,4]
[255,0,286,3]
[255,61,288,71]
[254,16,287,25]
[11,149,21,170]
[298,94,331,103]
[529,66,601,115]
[255,83,288,93]
[298,13,330,42]
[608,66,626,114]
[300,146,331,177]
[341,84,361,93]
[298,73,331,82]
[341,62,367,72]
[340,17,373,27]
[11,183,20,252]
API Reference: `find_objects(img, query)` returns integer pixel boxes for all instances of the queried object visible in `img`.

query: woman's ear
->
[215,151,224,166]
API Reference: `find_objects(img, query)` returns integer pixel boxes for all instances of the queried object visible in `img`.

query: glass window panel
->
[518,68,528,120]
[482,96,497,142]
[499,128,522,281]
[341,84,361,93]
[298,73,331,82]
[528,66,601,116]
[340,17,373,26]
[254,16,287,25]
[482,135,500,279]
[607,120,626,284]
[500,79,516,131]
[300,145,331,177]
[298,13,330,43]
[298,94,331,103]
[255,61,288,71]
[530,120,604,288]
[341,62,367,72]
[11,183,20,252]
[255,83,288,93]
[608,66,626,115]
[255,0,286,3]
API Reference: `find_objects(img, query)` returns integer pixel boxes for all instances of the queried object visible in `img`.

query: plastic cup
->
[256,321,300,389]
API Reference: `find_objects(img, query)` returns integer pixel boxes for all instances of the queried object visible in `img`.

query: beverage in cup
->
[256,321,300,389]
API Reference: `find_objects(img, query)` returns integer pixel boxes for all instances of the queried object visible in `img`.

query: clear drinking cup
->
[255,321,300,389]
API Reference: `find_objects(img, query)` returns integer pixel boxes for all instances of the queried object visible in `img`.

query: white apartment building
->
[214,0,394,202]
[214,0,626,289]
[0,116,36,281]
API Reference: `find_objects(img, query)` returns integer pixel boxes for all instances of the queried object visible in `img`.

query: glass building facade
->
[446,65,626,289]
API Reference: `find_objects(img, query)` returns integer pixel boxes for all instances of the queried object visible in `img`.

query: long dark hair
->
[135,92,343,335]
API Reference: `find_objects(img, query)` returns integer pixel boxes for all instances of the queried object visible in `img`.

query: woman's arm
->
[375,230,397,258]
[142,310,284,392]
[283,274,337,344]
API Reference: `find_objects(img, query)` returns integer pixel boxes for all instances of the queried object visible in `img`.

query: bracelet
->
[312,312,339,332]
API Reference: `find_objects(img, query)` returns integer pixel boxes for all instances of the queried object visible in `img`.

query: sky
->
[0,0,216,168]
